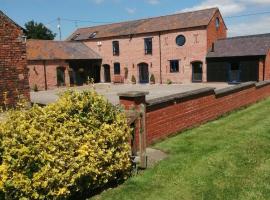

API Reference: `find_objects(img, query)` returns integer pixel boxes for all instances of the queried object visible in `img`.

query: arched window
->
[138,62,149,83]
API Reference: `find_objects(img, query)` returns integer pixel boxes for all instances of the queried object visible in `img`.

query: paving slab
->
[31,83,230,105]
[146,148,168,168]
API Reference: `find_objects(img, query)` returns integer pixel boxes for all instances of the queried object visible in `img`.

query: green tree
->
[24,20,56,40]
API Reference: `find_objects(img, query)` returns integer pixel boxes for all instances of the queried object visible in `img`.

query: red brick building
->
[27,40,101,90]
[207,34,270,83]
[0,11,29,107]
[68,7,227,84]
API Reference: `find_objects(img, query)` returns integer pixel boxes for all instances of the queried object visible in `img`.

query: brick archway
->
[138,62,149,84]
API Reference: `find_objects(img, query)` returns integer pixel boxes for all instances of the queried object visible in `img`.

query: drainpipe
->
[263,58,266,81]
[158,32,162,84]
[43,60,48,90]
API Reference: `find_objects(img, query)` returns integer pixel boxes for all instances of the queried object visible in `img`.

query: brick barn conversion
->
[26,7,270,90]
[27,7,227,90]
[68,7,227,85]
[0,11,29,106]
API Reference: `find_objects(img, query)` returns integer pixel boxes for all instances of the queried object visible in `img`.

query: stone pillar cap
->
[117,91,149,97]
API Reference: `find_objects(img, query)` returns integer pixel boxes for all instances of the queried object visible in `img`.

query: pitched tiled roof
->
[68,7,220,41]
[27,39,101,60]
[0,10,24,30]
[207,33,270,58]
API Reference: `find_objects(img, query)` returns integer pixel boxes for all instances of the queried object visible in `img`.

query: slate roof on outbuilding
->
[27,39,101,60]
[68,7,221,41]
[207,33,270,58]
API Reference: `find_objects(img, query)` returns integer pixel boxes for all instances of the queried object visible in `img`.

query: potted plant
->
[33,84,38,92]
[124,67,128,79]
[131,75,136,84]
[166,79,172,85]
[150,74,155,84]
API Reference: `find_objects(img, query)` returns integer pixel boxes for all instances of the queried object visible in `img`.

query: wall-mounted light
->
[18,35,27,43]
[97,41,102,46]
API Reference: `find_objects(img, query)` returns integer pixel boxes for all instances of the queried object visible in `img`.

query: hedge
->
[0,91,131,199]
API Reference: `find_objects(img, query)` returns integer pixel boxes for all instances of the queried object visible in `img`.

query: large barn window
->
[112,41,120,56]
[144,38,153,54]
[114,62,121,75]
[170,60,180,73]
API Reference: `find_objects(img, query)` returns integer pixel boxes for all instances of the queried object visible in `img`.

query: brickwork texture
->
[0,12,29,107]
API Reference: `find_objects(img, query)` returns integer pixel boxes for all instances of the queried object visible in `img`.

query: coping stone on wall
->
[255,81,270,89]
[214,82,256,97]
[146,87,215,111]
[118,91,149,98]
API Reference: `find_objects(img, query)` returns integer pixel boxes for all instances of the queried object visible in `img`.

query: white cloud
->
[243,0,270,5]
[147,0,160,5]
[181,0,245,16]
[125,7,136,14]
[228,16,270,36]
[181,0,270,17]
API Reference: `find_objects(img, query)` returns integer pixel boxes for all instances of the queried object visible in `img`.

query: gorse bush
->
[0,91,131,199]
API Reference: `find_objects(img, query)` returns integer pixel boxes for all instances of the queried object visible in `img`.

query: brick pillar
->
[118,91,149,110]
[265,51,270,80]
[118,91,149,168]
[100,65,105,83]
[259,58,265,81]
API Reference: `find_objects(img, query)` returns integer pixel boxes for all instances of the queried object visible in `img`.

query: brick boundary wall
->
[119,81,270,147]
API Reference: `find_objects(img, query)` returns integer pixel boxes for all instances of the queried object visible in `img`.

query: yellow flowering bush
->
[0,91,131,199]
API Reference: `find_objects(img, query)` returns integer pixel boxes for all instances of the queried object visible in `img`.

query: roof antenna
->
[57,17,62,41]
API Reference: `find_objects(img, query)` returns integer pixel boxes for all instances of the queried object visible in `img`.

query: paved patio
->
[30,83,230,105]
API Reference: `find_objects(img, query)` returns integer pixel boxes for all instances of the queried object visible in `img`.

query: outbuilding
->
[27,39,101,90]
[207,34,270,83]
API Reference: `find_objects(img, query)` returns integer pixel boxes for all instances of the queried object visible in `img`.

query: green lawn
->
[93,98,270,200]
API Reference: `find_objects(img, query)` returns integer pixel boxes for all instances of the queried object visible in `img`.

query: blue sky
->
[1,0,270,40]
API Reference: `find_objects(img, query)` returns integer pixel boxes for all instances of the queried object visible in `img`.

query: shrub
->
[0,91,131,199]
[166,79,172,85]
[33,84,38,92]
[131,75,136,84]
[150,74,155,84]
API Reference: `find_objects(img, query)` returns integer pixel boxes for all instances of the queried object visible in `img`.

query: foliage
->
[93,98,270,200]
[33,84,39,92]
[0,91,131,199]
[166,79,172,85]
[24,20,56,40]
[131,75,136,84]
[150,74,155,84]
[124,68,128,79]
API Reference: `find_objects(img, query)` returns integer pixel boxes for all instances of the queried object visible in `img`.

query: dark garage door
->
[207,59,259,82]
